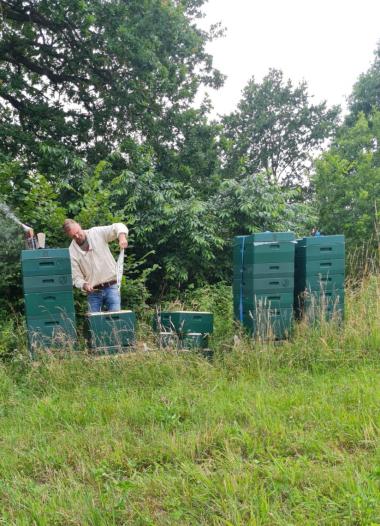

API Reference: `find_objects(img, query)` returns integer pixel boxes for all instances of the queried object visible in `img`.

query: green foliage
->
[0,216,24,310]
[348,42,380,124]
[0,0,223,165]
[314,111,380,251]
[0,315,27,360]
[223,69,340,186]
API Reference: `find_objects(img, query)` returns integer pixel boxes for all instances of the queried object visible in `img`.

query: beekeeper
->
[63,219,128,312]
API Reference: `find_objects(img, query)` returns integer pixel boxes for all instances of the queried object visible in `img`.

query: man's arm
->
[95,223,129,246]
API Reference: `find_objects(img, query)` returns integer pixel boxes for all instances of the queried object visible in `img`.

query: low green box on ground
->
[153,311,213,335]
[85,310,136,349]
[180,333,209,350]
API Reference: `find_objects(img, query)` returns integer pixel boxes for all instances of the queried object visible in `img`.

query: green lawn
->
[0,277,379,525]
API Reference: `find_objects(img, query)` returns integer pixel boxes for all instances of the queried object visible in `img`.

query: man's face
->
[66,223,86,245]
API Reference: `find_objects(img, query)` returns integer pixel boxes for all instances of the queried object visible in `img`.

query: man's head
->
[63,219,86,244]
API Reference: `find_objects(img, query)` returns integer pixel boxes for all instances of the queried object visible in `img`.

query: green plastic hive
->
[153,311,213,335]
[23,274,72,293]
[21,249,72,277]
[24,291,75,319]
[85,311,136,349]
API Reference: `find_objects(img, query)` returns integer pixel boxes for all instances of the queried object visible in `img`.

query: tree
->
[347,42,380,124]
[314,111,380,250]
[222,69,339,186]
[0,0,223,168]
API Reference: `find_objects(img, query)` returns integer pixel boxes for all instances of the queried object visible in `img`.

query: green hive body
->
[85,311,136,352]
[233,232,296,340]
[21,248,72,276]
[294,236,345,322]
[21,249,77,354]
[153,311,213,350]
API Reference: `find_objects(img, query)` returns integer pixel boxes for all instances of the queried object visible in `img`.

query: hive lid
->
[87,310,133,316]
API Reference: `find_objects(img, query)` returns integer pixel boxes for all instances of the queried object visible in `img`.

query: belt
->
[92,280,117,290]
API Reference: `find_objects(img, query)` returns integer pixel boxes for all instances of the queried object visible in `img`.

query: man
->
[63,219,128,312]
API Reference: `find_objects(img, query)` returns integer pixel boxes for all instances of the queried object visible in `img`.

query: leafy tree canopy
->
[314,111,380,250]
[348,41,380,124]
[0,0,223,167]
[222,69,340,186]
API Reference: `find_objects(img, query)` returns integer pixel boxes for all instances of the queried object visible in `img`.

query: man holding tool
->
[63,219,128,312]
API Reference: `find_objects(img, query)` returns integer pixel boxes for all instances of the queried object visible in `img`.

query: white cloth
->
[116,249,125,291]
[69,223,128,290]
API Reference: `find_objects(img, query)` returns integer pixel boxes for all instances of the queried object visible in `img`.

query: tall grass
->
[0,276,379,524]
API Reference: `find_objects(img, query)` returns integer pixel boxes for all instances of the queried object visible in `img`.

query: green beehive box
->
[85,310,135,349]
[301,302,344,322]
[234,291,294,315]
[234,241,295,266]
[295,236,345,261]
[233,232,295,247]
[23,274,72,293]
[180,333,209,350]
[296,235,345,246]
[153,311,213,335]
[233,276,294,295]
[233,261,294,280]
[233,233,294,264]
[242,308,293,340]
[24,291,75,319]
[243,242,295,265]
[295,288,345,319]
[233,290,294,321]
[295,258,345,276]
[233,233,295,266]
[295,273,345,293]
[21,249,72,277]
[300,288,345,304]
[27,315,77,349]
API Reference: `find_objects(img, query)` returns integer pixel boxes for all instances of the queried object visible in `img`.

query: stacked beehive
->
[21,248,77,353]
[294,235,345,321]
[233,232,296,339]
[153,311,213,350]
[85,311,136,353]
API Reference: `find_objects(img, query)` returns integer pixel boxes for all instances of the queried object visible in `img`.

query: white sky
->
[197,0,380,117]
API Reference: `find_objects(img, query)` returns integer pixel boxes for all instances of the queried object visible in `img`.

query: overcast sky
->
[197,0,380,117]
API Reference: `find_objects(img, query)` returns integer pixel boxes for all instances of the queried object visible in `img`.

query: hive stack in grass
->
[233,232,296,340]
[294,235,345,322]
[21,249,77,354]
[84,311,136,354]
[153,311,213,351]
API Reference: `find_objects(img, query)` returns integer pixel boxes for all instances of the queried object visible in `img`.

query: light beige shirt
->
[69,223,128,290]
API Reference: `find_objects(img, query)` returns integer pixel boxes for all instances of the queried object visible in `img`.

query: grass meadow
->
[0,275,380,525]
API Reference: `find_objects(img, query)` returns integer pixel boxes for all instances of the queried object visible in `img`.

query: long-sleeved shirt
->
[69,223,128,290]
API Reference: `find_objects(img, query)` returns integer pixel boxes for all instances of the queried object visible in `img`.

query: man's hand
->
[118,233,128,249]
[83,283,94,293]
